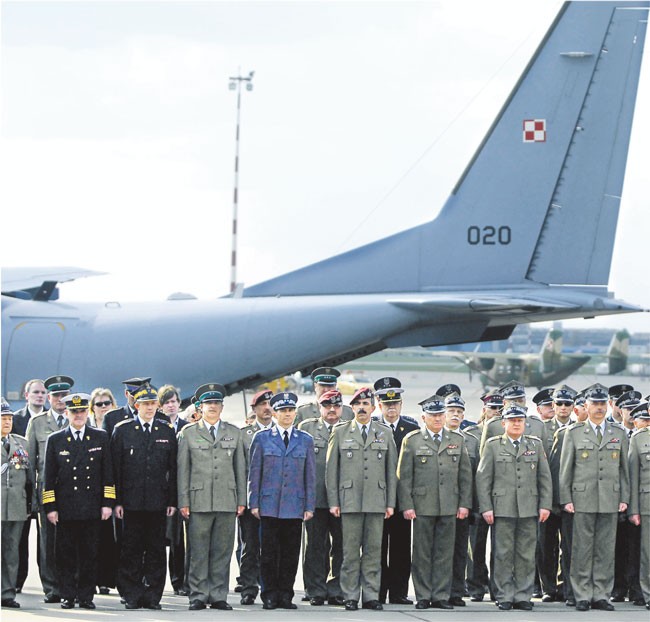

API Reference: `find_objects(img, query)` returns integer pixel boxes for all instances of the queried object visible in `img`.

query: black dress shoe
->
[124,601,141,609]
[278,600,297,609]
[497,601,512,610]
[328,596,346,606]
[389,596,413,604]
[1,600,20,608]
[415,600,430,609]
[262,599,278,610]
[566,598,576,607]
[541,593,556,602]
[513,601,533,610]
[575,600,590,611]
[234,585,243,593]
[592,599,614,611]
[449,596,466,606]
[430,600,453,609]
[79,601,96,610]
[99,587,110,595]
[189,600,206,610]
[362,600,383,610]
[633,599,645,606]
[345,600,358,610]
[44,595,61,603]
[211,601,233,610]
[470,594,484,602]
[240,594,255,605]
[301,595,310,601]
[16,588,22,594]
[60,599,74,609]
[174,589,188,596]
[145,603,162,610]
[609,593,625,602]
[310,597,325,606]
[532,591,542,599]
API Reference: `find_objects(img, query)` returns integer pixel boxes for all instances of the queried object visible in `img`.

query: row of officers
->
[1,370,649,613]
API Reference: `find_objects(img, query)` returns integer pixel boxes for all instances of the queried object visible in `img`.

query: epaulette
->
[607,421,625,431]
[631,427,650,438]
[568,421,585,430]
[487,436,502,443]
[114,418,134,430]
[298,417,320,427]
[297,402,317,410]
[373,420,392,431]
[10,433,27,441]
[401,415,419,425]
[332,420,348,428]
[524,434,542,443]
[31,411,48,421]
[448,428,465,439]
[463,424,480,433]
[105,407,121,416]
[403,429,421,442]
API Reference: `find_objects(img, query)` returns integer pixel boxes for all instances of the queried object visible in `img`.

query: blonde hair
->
[89,388,117,413]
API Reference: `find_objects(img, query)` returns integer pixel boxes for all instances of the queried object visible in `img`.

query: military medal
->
[314,447,319,454]
[581,451,589,458]
[346,451,353,458]
[421,457,427,463]
[611,451,618,459]
[377,453,382,459]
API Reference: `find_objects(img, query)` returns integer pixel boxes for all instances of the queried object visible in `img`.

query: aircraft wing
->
[1,267,106,297]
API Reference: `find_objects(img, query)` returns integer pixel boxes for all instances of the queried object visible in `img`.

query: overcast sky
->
[1,0,648,334]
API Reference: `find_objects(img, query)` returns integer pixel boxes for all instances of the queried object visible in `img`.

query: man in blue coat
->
[248,392,316,610]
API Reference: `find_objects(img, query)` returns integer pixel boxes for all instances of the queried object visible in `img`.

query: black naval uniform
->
[111,418,177,608]
[376,415,419,603]
[42,426,115,603]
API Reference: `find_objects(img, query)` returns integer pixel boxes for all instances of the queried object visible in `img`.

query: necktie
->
[326,425,332,435]
[513,439,520,451]
[596,425,602,444]
[629,429,633,439]
[433,433,441,448]
[2,437,9,455]
[283,430,289,448]
[75,430,81,442]
[209,425,216,441]
[361,425,368,443]
[390,423,395,433]
[57,415,65,428]
[143,422,150,433]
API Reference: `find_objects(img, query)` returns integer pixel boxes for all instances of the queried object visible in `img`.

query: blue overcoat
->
[248,427,316,519]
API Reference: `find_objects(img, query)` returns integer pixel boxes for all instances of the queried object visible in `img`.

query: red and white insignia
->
[523,119,546,143]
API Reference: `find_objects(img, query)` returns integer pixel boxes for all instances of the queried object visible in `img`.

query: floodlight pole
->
[228,69,254,293]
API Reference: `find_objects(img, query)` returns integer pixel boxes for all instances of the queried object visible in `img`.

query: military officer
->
[559,383,630,612]
[372,376,418,605]
[248,392,316,610]
[111,384,178,610]
[177,383,246,611]
[102,377,151,437]
[628,402,650,610]
[237,389,275,605]
[476,405,551,611]
[538,385,576,603]
[26,374,74,603]
[533,388,556,422]
[466,390,503,603]
[607,383,634,424]
[326,387,397,611]
[295,367,354,425]
[42,393,115,609]
[298,389,345,606]
[398,395,472,609]
[480,381,548,455]
[443,393,479,607]
[1,399,32,609]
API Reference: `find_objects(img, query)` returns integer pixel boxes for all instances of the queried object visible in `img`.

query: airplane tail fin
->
[606,328,630,374]
[244,2,648,297]
[540,329,564,373]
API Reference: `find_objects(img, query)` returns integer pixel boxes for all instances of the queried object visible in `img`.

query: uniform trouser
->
[640,514,650,604]
[538,511,562,597]
[37,507,58,597]
[340,513,383,603]
[238,509,260,597]
[96,517,118,589]
[570,512,617,603]
[466,516,491,598]
[187,511,235,604]
[118,510,167,606]
[303,508,343,599]
[167,514,186,592]
[259,516,302,604]
[379,511,412,601]
[411,515,455,603]
[559,511,575,601]
[17,516,36,590]
[451,517,470,598]
[56,518,100,601]
[492,516,537,604]
[613,518,642,600]
[1,521,23,600]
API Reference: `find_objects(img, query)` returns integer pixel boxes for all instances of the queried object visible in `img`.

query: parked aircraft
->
[435,329,631,388]
[2,2,648,405]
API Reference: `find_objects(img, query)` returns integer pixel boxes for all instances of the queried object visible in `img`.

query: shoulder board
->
[114,418,134,430]
[332,420,348,428]
[486,436,502,443]
[631,427,650,438]
[10,433,28,442]
[31,411,48,420]
[401,415,419,425]
[105,407,122,416]
[403,429,420,441]
[297,402,316,410]
[464,424,480,432]
[608,421,625,431]
[568,421,585,430]
[298,417,319,426]
[524,434,542,442]
[373,421,392,430]
[449,428,465,439]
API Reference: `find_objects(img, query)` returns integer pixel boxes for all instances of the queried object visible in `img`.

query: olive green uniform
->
[476,434,552,604]
[480,414,548,455]
[296,403,353,426]
[397,428,472,603]
[325,420,397,603]
[559,421,630,603]
[628,427,650,605]
[177,420,247,605]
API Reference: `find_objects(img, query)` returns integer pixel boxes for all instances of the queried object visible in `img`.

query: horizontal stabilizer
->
[1,267,106,296]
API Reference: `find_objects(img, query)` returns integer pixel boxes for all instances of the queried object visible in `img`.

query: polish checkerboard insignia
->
[523,119,546,142]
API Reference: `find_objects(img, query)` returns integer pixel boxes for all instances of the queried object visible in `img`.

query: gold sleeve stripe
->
[42,491,56,503]
[104,486,116,499]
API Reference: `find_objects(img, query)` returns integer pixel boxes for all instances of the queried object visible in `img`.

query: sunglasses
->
[94,400,113,408]
[555,401,574,407]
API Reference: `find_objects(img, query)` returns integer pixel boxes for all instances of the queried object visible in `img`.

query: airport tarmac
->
[5,370,648,621]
